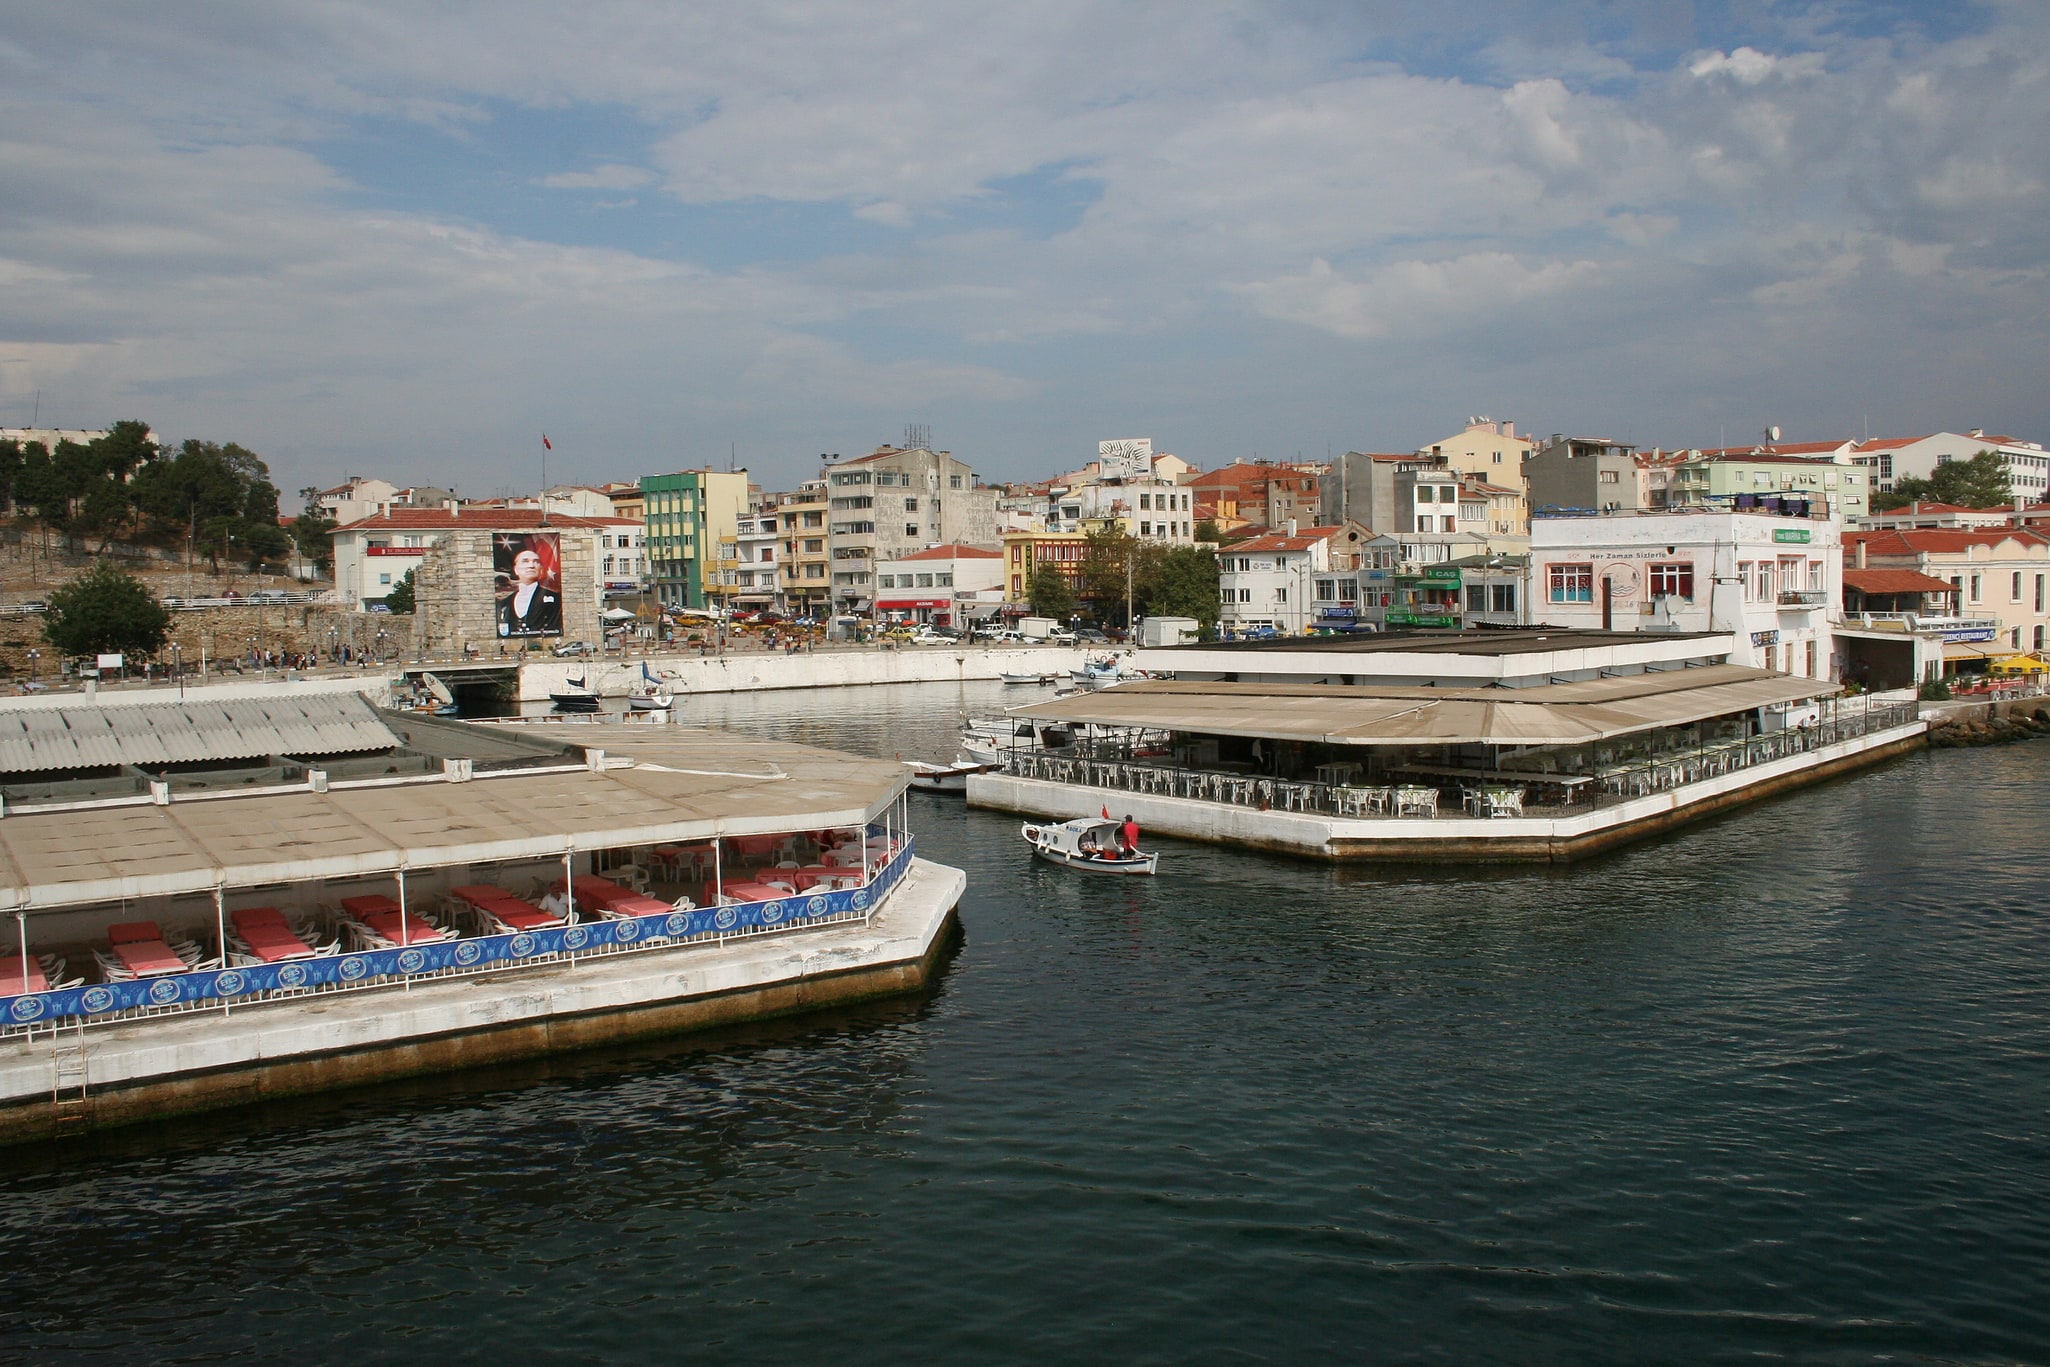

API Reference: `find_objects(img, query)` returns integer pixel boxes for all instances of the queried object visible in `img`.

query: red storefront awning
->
[876,598,950,609]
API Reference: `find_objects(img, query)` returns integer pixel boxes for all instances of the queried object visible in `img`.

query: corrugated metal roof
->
[1004,667,1839,747]
[0,695,400,776]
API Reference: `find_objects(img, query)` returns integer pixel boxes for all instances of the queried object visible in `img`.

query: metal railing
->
[999,702,1920,819]
[0,840,915,1041]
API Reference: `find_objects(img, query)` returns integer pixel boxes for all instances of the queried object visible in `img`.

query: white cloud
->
[1231,253,1601,339]
[0,0,2044,485]
[538,163,657,190]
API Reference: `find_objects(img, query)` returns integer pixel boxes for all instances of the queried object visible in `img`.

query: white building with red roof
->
[873,543,1004,627]
[1850,431,2050,502]
[1217,523,1367,636]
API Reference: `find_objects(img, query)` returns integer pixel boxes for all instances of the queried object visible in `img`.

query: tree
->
[1872,451,2013,511]
[1193,517,1223,544]
[385,568,416,614]
[1144,545,1222,628]
[1026,563,1075,620]
[291,486,337,573]
[42,560,171,660]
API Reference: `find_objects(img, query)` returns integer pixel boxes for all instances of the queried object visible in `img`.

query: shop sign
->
[1772,528,1812,543]
[1386,611,1459,628]
[1751,629,1779,646]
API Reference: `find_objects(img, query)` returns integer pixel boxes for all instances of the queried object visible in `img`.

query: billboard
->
[493,531,563,639]
[1098,438,1153,481]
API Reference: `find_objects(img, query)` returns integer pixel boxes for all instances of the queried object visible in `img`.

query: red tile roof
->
[1843,569,1956,594]
[892,543,1001,560]
[1223,525,1344,553]
[334,508,635,533]
[1845,528,2050,554]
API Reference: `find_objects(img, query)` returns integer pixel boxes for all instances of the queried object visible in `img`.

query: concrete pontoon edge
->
[965,723,1927,862]
[0,859,963,1144]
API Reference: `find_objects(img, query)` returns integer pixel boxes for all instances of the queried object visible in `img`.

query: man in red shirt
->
[1120,815,1140,856]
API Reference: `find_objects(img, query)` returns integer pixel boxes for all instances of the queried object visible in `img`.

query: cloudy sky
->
[1,1,2044,498]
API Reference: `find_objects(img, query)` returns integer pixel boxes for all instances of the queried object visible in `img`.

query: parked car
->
[553,639,596,656]
[248,590,291,605]
[1073,628,1111,645]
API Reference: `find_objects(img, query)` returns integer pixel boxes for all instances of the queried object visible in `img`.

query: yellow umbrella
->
[1989,654,2049,674]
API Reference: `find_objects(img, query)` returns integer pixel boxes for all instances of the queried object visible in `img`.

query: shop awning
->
[1004,666,1840,748]
[1942,640,2006,660]
[1990,654,2049,673]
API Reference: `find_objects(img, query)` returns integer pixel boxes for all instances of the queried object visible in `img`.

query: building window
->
[1649,562,1695,599]
[2013,571,2024,602]
[1970,573,1983,603]
[917,574,934,588]
[950,475,962,489]
[905,498,919,511]
[1548,564,1594,603]
[906,524,920,537]
[1492,583,1516,613]
[1466,585,1486,612]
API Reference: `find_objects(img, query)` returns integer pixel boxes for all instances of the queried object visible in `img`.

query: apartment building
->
[642,469,749,610]
[825,445,996,615]
[1531,508,1842,676]
[778,480,831,618]
[1851,430,2050,502]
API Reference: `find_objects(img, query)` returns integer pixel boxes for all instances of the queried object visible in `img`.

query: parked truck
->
[1137,615,1199,647]
[1018,617,1075,642]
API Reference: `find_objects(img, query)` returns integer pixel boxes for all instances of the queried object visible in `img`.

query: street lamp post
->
[328,626,339,668]
[376,628,388,662]
[26,649,38,683]
[248,635,258,675]
[172,643,184,698]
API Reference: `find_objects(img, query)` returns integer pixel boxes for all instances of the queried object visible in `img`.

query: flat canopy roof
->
[1148,628,1725,659]
[1006,665,1838,748]
[0,725,908,915]
[0,694,399,776]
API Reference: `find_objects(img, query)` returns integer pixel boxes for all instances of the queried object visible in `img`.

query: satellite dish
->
[1766,426,1781,442]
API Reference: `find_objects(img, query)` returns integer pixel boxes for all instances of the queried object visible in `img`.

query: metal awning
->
[0,694,399,776]
[0,730,908,914]
[1004,666,1839,748]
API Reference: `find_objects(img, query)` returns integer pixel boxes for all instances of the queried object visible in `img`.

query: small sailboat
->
[549,674,602,712]
[421,671,461,717]
[1020,815,1158,875]
[626,662,676,712]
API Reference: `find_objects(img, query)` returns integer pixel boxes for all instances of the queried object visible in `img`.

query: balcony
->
[1776,589,1826,609]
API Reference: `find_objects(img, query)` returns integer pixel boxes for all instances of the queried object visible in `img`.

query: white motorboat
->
[904,757,1002,794]
[1020,816,1158,875]
[999,671,1058,685]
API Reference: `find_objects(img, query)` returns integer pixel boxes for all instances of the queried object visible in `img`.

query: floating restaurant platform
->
[0,701,962,1143]
[965,630,1930,861]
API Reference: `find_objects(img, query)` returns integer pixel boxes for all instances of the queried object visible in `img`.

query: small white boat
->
[626,663,677,712]
[1020,816,1158,875]
[999,671,1057,685]
[904,757,1002,793]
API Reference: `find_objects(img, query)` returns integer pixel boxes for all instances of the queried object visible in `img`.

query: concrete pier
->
[515,645,1091,701]
[0,859,964,1144]
[968,722,1929,862]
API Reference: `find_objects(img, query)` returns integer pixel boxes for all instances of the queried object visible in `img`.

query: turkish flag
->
[542,434,552,450]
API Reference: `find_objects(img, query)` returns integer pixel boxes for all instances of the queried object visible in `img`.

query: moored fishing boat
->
[904,757,1002,793]
[1020,815,1158,875]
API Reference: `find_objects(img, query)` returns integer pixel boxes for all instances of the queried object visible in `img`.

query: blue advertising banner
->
[2,843,912,1028]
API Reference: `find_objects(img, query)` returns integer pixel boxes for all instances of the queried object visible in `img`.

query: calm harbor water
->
[3,681,2047,1365]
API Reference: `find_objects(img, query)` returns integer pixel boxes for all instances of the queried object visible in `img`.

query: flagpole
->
[541,434,550,526]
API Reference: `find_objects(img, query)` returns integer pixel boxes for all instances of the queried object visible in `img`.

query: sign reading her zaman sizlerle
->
[1098,438,1153,481]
